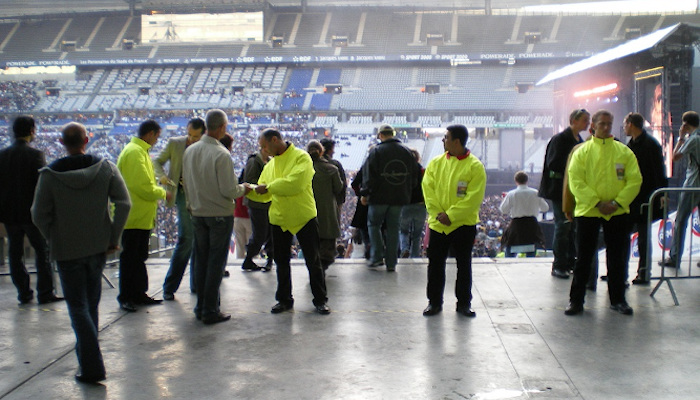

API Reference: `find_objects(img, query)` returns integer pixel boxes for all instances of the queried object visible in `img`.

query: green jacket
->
[117,137,166,230]
[258,143,317,234]
[568,136,642,220]
[422,151,486,234]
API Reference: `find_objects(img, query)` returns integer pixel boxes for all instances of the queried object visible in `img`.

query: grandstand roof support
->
[123,0,140,16]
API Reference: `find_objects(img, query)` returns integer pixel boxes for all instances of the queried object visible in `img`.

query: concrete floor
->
[0,256,698,400]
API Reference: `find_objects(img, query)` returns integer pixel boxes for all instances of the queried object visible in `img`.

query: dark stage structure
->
[537,23,700,179]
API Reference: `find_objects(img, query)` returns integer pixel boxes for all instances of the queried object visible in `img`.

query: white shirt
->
[500,184,549,218]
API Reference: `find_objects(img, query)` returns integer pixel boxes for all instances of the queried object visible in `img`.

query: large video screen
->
[636,68,673,177]
[142,12,264,43]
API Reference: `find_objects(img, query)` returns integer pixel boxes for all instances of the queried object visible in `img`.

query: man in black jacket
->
[0,116,62,305]
[360,124,420,271]
[538,109,589,279]
[624,112,668,284]
[241,149,274,272]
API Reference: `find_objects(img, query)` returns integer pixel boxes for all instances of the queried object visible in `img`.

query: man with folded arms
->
[565,110,641,316]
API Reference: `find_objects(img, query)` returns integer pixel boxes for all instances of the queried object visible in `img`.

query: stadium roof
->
[536,23,700,86]
[0,0,682,18]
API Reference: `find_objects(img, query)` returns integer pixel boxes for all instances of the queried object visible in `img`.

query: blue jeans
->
[57,253,107,378]
[669,190,700,267]
[368,204,402,269]
[163,189,196,295]
[192,216,233,318]
[5,223,54,301]
[399,203,427,258]
[551,200,574,272]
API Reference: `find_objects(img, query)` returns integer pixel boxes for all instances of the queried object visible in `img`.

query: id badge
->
[457,180,467,197]
[615,163,624,180]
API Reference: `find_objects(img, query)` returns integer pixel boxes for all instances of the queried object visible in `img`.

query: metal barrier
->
[101,235,175,289]
[646,187,700,305]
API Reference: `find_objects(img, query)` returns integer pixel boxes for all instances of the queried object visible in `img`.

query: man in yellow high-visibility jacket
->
[565,110,641,316]
[254,128,330,315]
[421,125,486,318]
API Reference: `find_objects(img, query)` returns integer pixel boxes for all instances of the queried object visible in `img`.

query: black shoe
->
[241,259,261,271]
[223,270,230,277]
[659,258,678,268]
[551,269,570,279]
[600,275,608,281]
[163,292,175,301]
[136,296,163,305]
[202,312,231,325]
[75,374,106,384]
[632,277,650,285]
[315,303,331,315]
[262,259,273,272]
[610,302,633,315]
[18,293,34,304]
[423,304,442,316]
[456,305,476,317]
[195,313,202,321]
[367,260,384,268]
[38,294,64,304]
[271,302,293,314]
[564,302,583,316]
[120,301,137,312]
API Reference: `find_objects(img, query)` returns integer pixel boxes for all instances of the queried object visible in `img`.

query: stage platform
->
[0,256,698,400]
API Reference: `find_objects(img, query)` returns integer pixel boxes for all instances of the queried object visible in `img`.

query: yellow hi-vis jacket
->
[568,136,642,220]
[422,151,486,234]
[117,137,166,230]
[257,143,317,234]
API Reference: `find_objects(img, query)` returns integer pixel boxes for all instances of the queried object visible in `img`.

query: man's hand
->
[360,196,368,206]
[437,212,451,226]
[165,191,174,203]
[565,211,574,222]
[597,201,618,215]
[255,184,268,194]
[243,184,252,195]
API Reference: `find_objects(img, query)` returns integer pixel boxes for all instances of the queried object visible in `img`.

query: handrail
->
[645,187,700,305]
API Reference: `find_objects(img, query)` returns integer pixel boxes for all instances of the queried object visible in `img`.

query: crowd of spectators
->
[0,81,41,112]
[1,108,520,257]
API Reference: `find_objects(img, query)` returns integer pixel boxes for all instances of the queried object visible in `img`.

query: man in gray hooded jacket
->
[32,122,131,384]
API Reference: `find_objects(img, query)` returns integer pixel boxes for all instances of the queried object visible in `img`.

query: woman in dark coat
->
[307,140,344,269]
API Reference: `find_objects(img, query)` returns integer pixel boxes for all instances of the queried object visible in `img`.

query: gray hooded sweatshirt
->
[31,155,131,262]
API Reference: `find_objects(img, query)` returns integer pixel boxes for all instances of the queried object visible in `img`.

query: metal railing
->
[645,187,700,305]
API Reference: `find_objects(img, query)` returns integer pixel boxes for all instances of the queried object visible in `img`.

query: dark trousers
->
[570,215,629,306]
[245,206,273,261]
[192,216,233,318]
[629,214,651,281]
[272,218,327,306]
[5,223,54,301]
[551,200,575,272]
[426,225,477,307]
[118,229,150,304]
[57,253,106,378]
